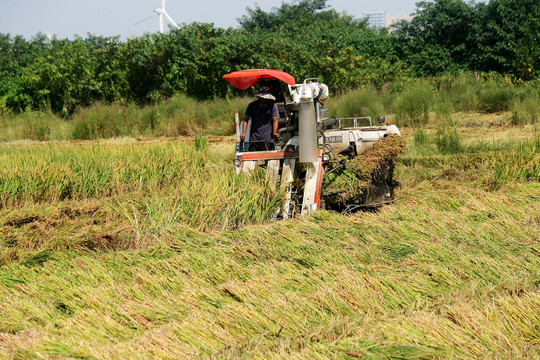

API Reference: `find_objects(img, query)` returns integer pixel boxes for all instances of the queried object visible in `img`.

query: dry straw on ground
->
[0,112,538,359]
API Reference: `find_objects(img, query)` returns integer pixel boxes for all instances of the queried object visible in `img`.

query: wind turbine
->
[136,0,180,34]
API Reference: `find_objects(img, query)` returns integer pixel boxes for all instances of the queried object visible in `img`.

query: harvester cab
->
[223,69,403,218]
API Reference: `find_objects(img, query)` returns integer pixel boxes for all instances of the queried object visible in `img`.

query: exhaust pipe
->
[317,117,337,130]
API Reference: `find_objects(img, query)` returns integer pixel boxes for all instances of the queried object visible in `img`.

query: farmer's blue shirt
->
[245,100,279,141]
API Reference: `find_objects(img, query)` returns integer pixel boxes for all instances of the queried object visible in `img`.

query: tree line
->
[0,0,538,116]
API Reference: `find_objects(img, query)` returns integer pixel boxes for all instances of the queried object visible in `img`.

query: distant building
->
[363,11,386,29]
[363,11,413,30]
[386,13,413,28]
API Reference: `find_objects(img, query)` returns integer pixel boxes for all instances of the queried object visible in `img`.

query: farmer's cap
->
[254,86,276,100]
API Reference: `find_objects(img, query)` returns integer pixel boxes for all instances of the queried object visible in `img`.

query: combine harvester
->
[223,69,404,218]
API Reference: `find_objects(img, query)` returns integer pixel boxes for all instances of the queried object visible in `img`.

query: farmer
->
[240,86,280,149]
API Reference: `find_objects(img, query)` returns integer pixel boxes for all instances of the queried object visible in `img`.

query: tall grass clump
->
[490,135,539,189]
[393,80,433,127]
[327,87,385,121]
[205,97,251,135]
[433,95,455,124]
[69,94,250,140]
[194,135,209,153]
[151,93,205,136]
[413,127,428,147]
[435,126,462,154]
[0,110,69,142]
[2,94,249,142]
[148,94,250,137]
[71,103,139,140]
[511,85,540,125]
[435,73,517,114]
[445,73,481,112]
[476,80,515,113]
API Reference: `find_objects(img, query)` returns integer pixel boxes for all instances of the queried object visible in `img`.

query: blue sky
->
[0,0,420,40]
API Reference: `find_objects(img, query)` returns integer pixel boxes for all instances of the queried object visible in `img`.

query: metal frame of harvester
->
[223,69,401,218]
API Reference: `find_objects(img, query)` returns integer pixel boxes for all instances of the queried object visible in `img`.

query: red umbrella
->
[223,69,296,90]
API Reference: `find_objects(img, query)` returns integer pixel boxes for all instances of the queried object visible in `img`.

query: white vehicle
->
[224,69,402,218]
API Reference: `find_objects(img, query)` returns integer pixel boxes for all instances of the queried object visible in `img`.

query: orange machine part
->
[223,69,296,90]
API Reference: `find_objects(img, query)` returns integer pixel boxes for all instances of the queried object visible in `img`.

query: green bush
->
[477,81,515,113]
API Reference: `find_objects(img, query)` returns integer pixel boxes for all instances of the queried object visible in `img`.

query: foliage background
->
[1,0,539,116]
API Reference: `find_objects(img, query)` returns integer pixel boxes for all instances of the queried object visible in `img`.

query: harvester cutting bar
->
[237,150,299,162]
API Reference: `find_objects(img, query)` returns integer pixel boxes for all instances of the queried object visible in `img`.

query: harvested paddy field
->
[0,116,538,359]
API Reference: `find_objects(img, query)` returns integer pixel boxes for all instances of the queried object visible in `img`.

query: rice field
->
[0,111,538,359]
